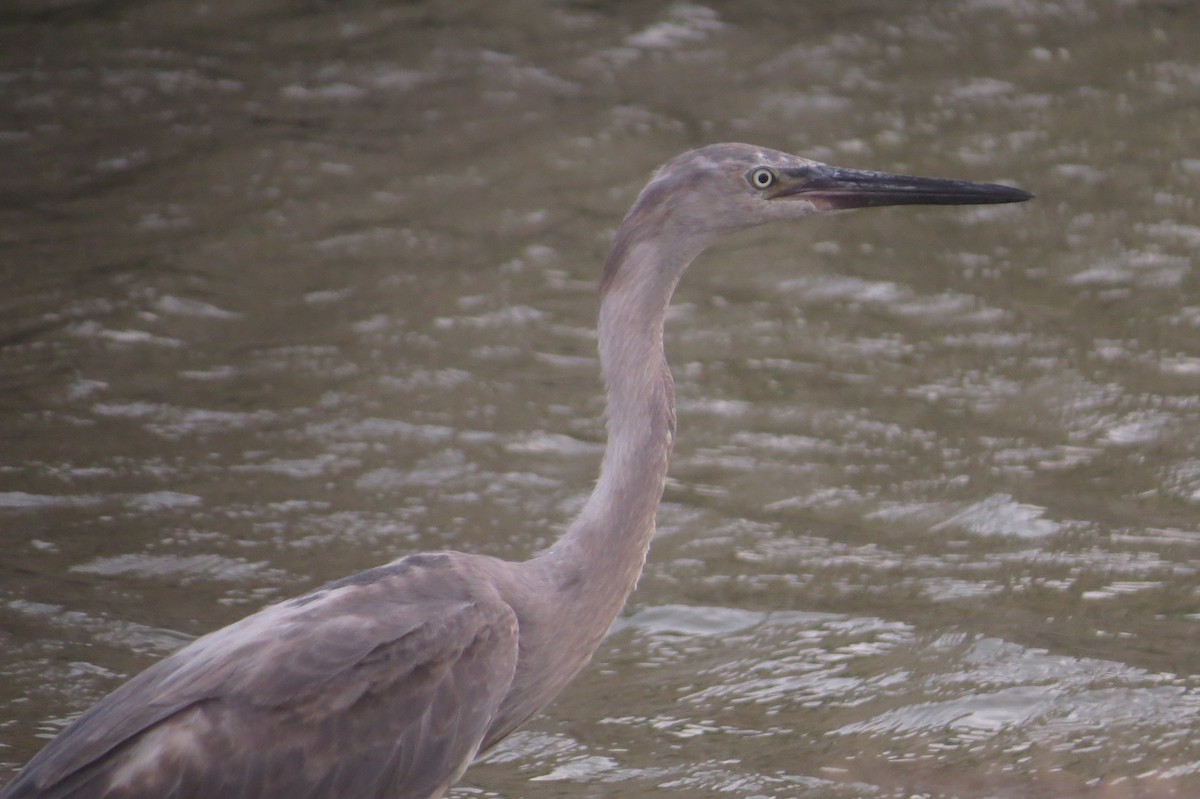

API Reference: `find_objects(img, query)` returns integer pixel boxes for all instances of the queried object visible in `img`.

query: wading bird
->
[1,143,1030,799]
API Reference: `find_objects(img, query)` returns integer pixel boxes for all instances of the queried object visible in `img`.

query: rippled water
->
[2,1,1199,796]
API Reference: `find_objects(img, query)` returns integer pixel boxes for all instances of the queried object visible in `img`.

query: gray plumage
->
[1,143,1030,799]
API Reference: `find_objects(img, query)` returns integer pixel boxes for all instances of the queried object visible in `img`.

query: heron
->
[1,143,1031,799]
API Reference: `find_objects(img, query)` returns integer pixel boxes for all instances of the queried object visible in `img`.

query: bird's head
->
[602,142,1031,295]
[637,142,1031,236]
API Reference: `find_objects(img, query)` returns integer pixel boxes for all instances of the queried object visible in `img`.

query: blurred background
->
[2,1,1199,796]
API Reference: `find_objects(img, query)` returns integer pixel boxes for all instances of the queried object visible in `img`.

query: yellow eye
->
[749,167,776,190]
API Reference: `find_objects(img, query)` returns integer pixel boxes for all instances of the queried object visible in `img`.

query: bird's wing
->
[4,555,519,799]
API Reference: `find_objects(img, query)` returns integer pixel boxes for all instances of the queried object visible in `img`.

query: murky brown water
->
[2,1,1199,796]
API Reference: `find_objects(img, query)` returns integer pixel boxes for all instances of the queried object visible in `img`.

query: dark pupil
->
[756,171,770,185]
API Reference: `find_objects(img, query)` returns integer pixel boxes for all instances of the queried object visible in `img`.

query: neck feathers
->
[541,231,691,618]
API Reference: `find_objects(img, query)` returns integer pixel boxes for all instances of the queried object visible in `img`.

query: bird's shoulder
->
[140,551,515,699]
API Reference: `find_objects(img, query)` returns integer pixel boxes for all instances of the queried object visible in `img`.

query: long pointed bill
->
[776,165,1032,210]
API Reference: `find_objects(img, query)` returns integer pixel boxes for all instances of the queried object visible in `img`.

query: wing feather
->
[2,554,519,799]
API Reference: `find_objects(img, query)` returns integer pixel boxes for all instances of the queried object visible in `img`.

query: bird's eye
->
[749,167,776,190]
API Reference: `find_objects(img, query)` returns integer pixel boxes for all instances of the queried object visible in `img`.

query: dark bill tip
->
[777,165,1033,210]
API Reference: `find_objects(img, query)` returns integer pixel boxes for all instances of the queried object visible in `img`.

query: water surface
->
[2,1,1199,796]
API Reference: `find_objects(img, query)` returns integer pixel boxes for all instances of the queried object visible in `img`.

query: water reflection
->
[482,606,1198,796]
[3,0,1199,796]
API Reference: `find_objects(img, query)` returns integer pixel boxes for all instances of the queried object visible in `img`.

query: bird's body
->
[1,144,1030,799]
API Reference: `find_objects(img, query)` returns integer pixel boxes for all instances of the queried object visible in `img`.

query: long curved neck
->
[483,218,708,738]
[533,229,701,623]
